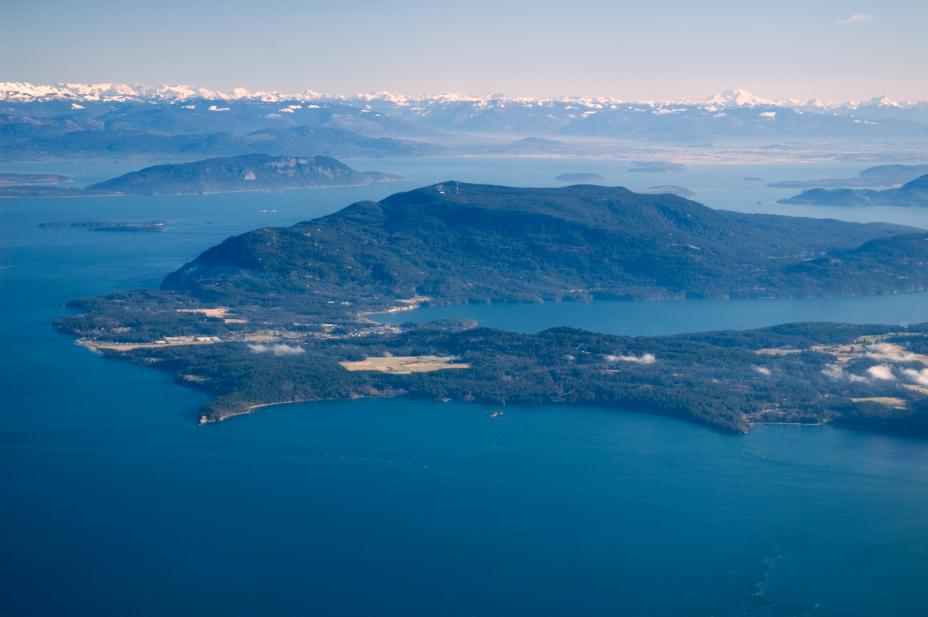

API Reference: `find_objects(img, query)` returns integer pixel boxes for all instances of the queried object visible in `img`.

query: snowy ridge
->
[0,81,324,103]
[1,82,925,112]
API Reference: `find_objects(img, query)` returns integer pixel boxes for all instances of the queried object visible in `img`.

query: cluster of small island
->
[57,182,928,436]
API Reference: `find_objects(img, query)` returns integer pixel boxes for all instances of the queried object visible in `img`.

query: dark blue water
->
[2,159,928,616]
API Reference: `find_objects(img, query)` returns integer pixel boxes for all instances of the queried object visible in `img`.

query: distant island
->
[743,177,764,182]
[555,172,604,183]
[779,173,928,207]
[628,161,686,173]
[0,154,397,197]
[503,137,566,154]
[40,221,168,232]
[769,164,928,189]
[88,154,398,195]
[640,185,694,198]
[58,183,928,435]
[0,172,71,187]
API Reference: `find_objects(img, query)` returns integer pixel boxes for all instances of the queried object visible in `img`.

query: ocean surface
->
[2,158,928,616]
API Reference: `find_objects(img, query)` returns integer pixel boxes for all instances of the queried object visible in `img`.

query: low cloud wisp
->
[248,343,305,356]
[838,13,874,25]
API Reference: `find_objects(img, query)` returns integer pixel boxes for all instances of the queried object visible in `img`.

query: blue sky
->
[1,0,925,101]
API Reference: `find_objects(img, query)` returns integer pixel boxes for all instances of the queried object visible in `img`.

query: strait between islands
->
[58,182,928,436]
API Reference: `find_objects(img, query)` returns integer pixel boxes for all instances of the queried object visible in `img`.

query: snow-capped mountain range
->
[1,81,922,112]
[3,82,927,162]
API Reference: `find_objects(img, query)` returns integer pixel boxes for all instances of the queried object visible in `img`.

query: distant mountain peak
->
[702,88,778,108]
[867,95,902,108]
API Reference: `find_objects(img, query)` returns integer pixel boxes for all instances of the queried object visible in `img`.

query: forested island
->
[0,154,396,197]
[89,153,397,195]
[779,173,928,207]
[58,183,928,434]
[39,220,168,232]
[0,172,71,186]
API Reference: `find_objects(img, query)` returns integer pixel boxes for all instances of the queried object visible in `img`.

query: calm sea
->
[2,158,927,616]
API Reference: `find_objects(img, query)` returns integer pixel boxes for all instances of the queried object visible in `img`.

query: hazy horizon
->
[2,0,926,102]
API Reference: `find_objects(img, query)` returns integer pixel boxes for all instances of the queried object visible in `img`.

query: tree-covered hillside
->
[163,182,928,306]
[89,153,396,195]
